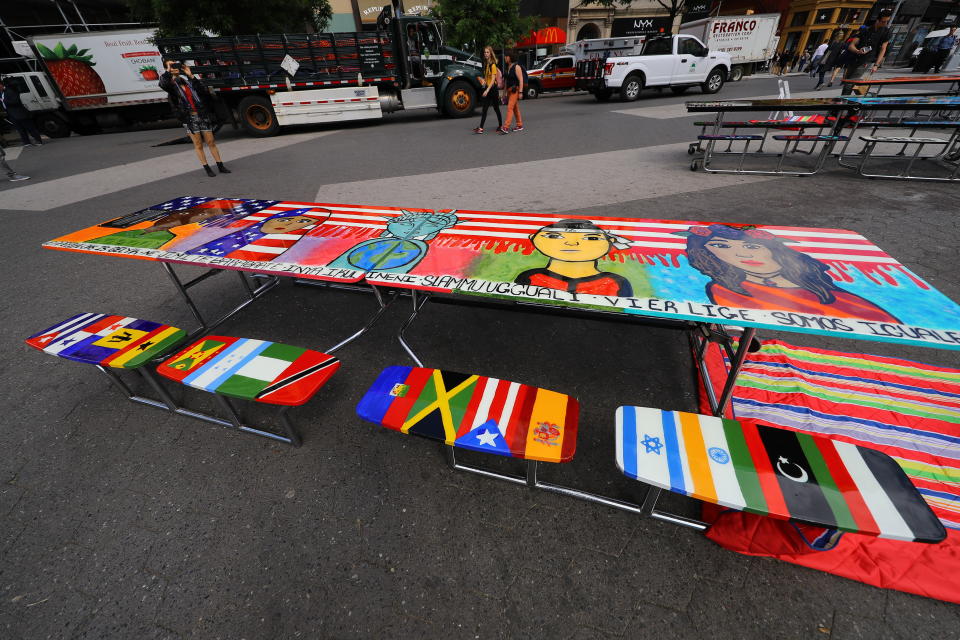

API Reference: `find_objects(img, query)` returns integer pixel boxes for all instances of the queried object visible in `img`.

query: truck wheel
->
[594,89,613,102]
[670,86,689,95]
[525,83,540,99]
[443,81,476,117]
[730,65,744,82]
[701,69,725,94]
[238,95,279,137]
[34,113,71,138]
[619,75,643,102]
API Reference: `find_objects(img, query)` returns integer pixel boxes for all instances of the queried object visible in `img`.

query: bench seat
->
[157,335,339,406]
[697,134,763,141]
[772,135,849,141]
[26,313,186,369]
[357,366,578,463]
[859,136,949,144]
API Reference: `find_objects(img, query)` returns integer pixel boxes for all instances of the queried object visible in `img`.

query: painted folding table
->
[44,197,960,529]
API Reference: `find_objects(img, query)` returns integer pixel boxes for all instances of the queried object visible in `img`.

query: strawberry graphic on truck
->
[139,66,159,81]
[36,42,108,107]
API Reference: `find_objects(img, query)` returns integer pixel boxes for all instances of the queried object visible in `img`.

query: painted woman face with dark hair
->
[702,236,781,281]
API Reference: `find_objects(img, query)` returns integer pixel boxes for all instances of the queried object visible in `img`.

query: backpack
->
[495,66,504,90]
[508,63,528,88]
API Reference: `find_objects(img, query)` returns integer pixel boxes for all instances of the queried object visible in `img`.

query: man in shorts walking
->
[160,60,231,177]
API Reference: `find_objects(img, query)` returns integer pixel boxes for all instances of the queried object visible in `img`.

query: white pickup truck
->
[576,34,732,101]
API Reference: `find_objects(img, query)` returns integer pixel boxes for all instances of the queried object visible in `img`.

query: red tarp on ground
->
[699,339,960,604]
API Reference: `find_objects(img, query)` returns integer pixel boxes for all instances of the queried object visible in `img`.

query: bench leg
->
[96,365,172,412]
[212,394,297,445]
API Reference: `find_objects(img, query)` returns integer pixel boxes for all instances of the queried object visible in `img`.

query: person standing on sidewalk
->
[840,11,892,95]
[0,145,30,182]
[159,60,230,177]
[502,51,525,134]
[0,78,44,147]
[473,46,503,134]
[933,26,958,74]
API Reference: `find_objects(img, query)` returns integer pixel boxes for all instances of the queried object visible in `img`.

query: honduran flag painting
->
[356,366,579,463]
[616,407,945,543]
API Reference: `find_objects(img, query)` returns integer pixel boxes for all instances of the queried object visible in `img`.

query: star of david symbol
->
[641,434,664,455]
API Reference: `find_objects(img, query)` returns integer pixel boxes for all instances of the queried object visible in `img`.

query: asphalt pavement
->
[1,72,959,639]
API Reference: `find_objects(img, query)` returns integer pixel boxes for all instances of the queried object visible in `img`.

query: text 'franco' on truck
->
[156,2,484,136]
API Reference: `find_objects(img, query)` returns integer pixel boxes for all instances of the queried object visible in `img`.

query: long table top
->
[840,74,960,86]
[44,196,960,351]
[686,95,960,112]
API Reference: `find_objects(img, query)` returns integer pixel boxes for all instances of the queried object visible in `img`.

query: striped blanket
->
[700,339,960,603]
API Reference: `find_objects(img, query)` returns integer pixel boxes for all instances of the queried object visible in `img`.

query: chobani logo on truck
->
[712,20,758,34]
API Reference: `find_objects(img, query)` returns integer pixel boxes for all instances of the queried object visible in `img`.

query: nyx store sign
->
[682,2,712,23]
[610,17,674,38]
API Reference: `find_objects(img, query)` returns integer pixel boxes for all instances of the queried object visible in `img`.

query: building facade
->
[567,0,677,44]
[776,0,873,55]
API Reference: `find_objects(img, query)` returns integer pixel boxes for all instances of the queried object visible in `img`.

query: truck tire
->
[619,74,643,101]
[443,80,476,117]
[701,68,725,94]
[34,113,71,138]
[730,65,744,82]
[525,82,540,99]
[670,86,689,95]
[238,95,279,137]
[594,89,613,102]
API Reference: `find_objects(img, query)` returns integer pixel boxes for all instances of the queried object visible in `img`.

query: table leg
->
[324,284,398,354]
[713,327,757,418]
[397,290,432,367]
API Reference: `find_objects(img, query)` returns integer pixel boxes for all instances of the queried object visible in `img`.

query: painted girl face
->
[533,230,611,262]
[261,216,318,234]
[704,238,780,274]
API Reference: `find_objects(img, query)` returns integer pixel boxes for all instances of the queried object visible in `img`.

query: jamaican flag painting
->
[26,313,186,369]
[616,407,946,543]
[357,366,579,463]
[157,336,339,406]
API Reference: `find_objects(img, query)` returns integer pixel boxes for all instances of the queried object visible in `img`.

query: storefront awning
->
[517,26,566,47]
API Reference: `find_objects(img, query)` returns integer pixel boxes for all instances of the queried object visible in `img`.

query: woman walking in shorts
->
[473,46,504,134]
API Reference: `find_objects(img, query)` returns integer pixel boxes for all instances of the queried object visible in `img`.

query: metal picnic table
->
[42,197,960,533]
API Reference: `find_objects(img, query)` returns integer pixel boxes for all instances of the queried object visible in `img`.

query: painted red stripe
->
[350,98,361,102]
[299,101,311,105]
[486,379,511,429]
[560,396,580,461]
[382,367,433,429]
[334,99,345,102]
[813,437,881,533]
[83,315,126,335]
[740,421,790,516]
[456,376,487,438]
[504,385,534,454]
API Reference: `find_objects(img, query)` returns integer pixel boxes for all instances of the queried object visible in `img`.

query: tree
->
[126,0,333,36]
[578,0,686,31]
[430,0,536,54]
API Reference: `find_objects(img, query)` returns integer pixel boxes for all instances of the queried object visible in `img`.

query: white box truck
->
[679,13,780,82]
[6,29,172,136]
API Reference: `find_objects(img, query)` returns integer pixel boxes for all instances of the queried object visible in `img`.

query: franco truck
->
[576,34,732,101]
[678,14,779,82]
[5,29,172,137]
[155,4,484,136]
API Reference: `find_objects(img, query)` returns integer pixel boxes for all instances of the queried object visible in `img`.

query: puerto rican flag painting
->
[356,366,578,463]
[615,407,946,543]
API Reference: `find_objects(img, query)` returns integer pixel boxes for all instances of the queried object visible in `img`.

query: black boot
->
[203,164,216,177]
[217,162,231,174]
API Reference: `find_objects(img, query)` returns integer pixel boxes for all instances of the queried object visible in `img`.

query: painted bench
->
[357,366,578,483]
[157,335,340,446]
[26,312,187,412]
[615,406,946,543]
